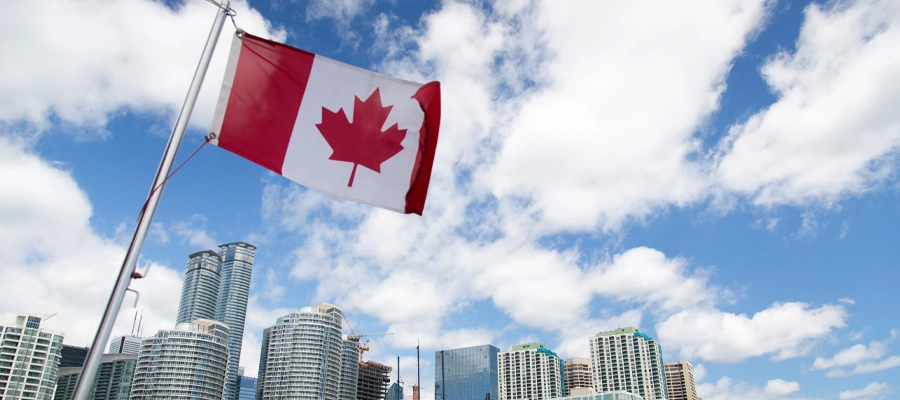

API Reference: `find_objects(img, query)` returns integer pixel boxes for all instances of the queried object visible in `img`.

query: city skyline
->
[3,1,900,399]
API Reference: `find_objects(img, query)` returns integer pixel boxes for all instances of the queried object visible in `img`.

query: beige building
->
[664,361,699,400]
[564,358,593,396]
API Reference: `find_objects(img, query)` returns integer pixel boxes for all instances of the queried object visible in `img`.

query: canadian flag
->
[209,33,441,215]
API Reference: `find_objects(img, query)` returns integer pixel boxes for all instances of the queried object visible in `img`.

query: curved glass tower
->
[217,242,256,400]
[130,319,230,400]
[176,250,222,324]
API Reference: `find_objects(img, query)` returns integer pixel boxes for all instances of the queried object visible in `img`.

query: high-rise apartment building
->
[556,392,643,400]
[217,242,256,400]
[435,344,499,400]
[256,327,272,400]
[340,338,360,400]
[589,327,666,400]
[0,313,64,400]
[53,353,137,400]
[497,343,564,400]
[107,335,142,355]
[357,360,392,400]
[130,319,230,400]
[664,360,699,400]
[259,303,345,399]
[176,250,222,324]
[564,358,593,396]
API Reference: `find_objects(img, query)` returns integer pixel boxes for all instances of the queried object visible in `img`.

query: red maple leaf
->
[317,88,407,187]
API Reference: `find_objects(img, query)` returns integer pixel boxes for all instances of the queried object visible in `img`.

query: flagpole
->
[71,2,231,399]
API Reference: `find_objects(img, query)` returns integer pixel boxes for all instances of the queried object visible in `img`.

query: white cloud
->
[794,212,818,239]
[171,214,218,250]
[657,302,847,363]
[839,382,893,400]
[715,0,900,206]
[698,377,807,400]
[0,0,284,132]
[306,0,372,25]
[813,342,889,370]
[839,297,856,305]
[827,356,900,378]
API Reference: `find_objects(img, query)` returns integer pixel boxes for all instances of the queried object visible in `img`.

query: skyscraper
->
[238,374,258,400]
[259,303,345,399]
[386,382,403,400]
[664,360,699,400]
[589,327,667,400]
[0,313,64,400]
[255,326,272,400]
[54,353,138,400]
[130,319,230,400]
[176,250,222,324]
[60,345,88,368]
[216,242,256,400]
[498,343,564,400]
[435,344,499,400]
[357,360,392,400]
[107,335,142,355]
[340,338,361,400]
[564,358,593,396]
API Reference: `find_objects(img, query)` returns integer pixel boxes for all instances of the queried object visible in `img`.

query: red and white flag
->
[209,33,441,215]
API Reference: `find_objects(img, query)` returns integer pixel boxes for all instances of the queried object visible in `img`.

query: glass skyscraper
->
[238,375,257,400]
[176,250,222,324]
[54,353,137,400]
[435,344,499,400]
[216,242,256,400]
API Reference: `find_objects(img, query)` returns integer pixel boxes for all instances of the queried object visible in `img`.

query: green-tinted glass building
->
[435,344,499,400]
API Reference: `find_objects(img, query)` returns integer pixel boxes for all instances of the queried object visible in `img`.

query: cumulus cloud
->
[715,0,900,206]
[657,302,847,363]
[839,382,893,400]
[0,0,285,132]
[813,331,900,377]
[698,377,807,400]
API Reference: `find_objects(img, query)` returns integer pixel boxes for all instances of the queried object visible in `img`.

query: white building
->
[589,327,666,400]
[0,313,64,400]
[498,343,564,400]
[258,303,349,399]
[551,391,643,400]
[130,319,230,400]
[664,361,699,400]
[107,335,142,355]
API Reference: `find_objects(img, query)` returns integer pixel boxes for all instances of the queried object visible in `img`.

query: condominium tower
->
[54,353,137,400]
[217,242,256,400]
[176,250,222,324]
[664,360,699,400]
[130,319,230,400]
[341,337,361,400]
[498,343,564,400]
[435,344,499,400]
[589,327,667,400]
[0,313,64,400]
[257,303,349,399]
[564,358,593,396]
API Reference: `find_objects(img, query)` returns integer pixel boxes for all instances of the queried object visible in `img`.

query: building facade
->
[435,344,499,400]
[238,375,257,400]
[589,327,666,400]
[340,338,360,400]
[176,250,222,324]
[217,242,256,400]
[386,382,403,400]
[498,343,564,400]
[564,358,593,396]
[357,360,392,400]
[60,345,88,368]
[552,391,643,400]
[107,335,142,355]
[259,303,345,399]
[664,361,699,400]
[0,313,64,400]
[256,327,272,400]
[130,319,230,400]
[53,353,137,400]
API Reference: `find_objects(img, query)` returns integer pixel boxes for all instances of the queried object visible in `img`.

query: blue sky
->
[2,1,900,399]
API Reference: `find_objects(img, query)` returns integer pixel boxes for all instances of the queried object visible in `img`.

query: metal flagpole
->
[71,1,231,399]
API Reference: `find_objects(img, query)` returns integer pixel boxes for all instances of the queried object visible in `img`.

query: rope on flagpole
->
[137,137,210,221]
[203,0,241,32]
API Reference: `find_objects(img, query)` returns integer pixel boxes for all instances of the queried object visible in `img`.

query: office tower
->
[498,343,564,400]
[238,375,257,400]
[53,353,137,400]
[434,344,499,400]
[260,303,344,399]
[176,250,222,324]
[357,360,392,400]
[60,345,88,367]
[0,313,64,400]
[130,319,230,400]
[589,327,667,400]
[565,358,593,396]
[107,335,142,355]
[664,360,699,400]
[386,382,403,400]
[217,242,256,400]
[255,326,272,400]
[341,338,361,400]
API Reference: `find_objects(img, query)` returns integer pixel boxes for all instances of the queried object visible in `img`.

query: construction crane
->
[354,332,393,361]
